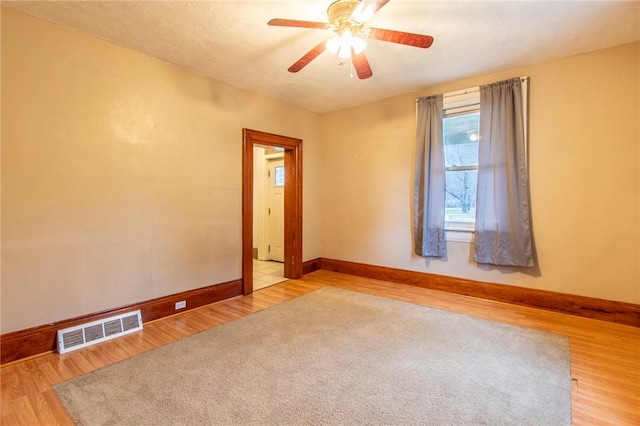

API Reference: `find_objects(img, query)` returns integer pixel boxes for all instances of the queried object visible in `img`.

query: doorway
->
[242,129,303,295]
[266,156,285,262]
[253,150,286,291]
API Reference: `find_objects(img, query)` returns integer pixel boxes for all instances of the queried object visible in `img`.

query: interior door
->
[267,158,285,262]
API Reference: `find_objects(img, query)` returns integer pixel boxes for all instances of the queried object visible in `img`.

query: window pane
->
[443,112,479,167]
[274,166,285,187]
[444,110,478,230]
[445,169,477,230]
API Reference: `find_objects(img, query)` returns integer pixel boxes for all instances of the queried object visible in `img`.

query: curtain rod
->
[418,76,528,102]
[443,88,479,99]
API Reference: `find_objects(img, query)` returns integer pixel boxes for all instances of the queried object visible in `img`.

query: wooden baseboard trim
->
[0,279,243,365]
[302,258,322,275]
[319,258,640,328]
[4,257,636,365]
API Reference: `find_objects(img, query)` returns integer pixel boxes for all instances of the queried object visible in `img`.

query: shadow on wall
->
[420,241,542,278]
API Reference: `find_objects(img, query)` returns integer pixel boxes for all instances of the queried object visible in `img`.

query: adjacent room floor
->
[253,259,287,290]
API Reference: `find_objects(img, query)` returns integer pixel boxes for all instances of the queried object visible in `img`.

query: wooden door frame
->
[242,129,303,295]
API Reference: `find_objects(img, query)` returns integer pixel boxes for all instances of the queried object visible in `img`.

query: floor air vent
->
[57,310,143,354]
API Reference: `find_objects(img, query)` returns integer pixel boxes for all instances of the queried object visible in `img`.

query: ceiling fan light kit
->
[326,31,367,59]
[268,0,433,79]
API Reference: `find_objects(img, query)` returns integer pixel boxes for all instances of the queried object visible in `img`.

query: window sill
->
[445,229,475,243]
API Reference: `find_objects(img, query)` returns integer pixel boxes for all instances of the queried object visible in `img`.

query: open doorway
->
[242,129,302,295]
[253,147,286,290]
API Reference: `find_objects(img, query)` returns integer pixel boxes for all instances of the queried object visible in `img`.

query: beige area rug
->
[54,286,571,425]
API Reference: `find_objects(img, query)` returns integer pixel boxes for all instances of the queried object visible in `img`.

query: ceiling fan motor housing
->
[327,0,363,33]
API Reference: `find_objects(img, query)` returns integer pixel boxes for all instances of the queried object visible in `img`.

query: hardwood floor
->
[2,270,639,425]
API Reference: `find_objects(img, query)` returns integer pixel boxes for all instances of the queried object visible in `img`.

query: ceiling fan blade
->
[351,49,373,79]
[367,28,434,48]
[350,0,391,23]
[288,41,327,73]
[268,18,329,30]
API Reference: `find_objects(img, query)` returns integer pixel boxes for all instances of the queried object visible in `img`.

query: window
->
[415,77,530,255]
[443,90,480,231]
[274,166,285,187]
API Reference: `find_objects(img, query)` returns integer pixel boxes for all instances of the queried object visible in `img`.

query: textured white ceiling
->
[5,0,639,113]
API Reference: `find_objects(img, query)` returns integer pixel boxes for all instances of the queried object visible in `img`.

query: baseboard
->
[1,260,324,365]
[5,258,636,365]
[0,279,243,365]
[302,258,322,275]
[319,258,640,328]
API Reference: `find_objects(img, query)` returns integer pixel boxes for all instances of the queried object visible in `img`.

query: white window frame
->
[441,77,529,243]
[443,88,480,239]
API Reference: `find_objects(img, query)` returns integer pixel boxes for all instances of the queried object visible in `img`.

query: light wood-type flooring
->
[2,270,639,425]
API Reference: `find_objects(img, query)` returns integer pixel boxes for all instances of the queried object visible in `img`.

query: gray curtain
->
[414,95,446,257]
[474,78,533,267]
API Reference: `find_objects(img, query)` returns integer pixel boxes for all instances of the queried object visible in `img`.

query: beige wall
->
[1,9,322,333]
[2,9,638,335]
[322,42,640,304]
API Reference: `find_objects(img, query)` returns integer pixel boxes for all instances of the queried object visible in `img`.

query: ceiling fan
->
[268,0,433,79]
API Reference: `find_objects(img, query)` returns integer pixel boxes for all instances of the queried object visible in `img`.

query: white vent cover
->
[57,310,143,354]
